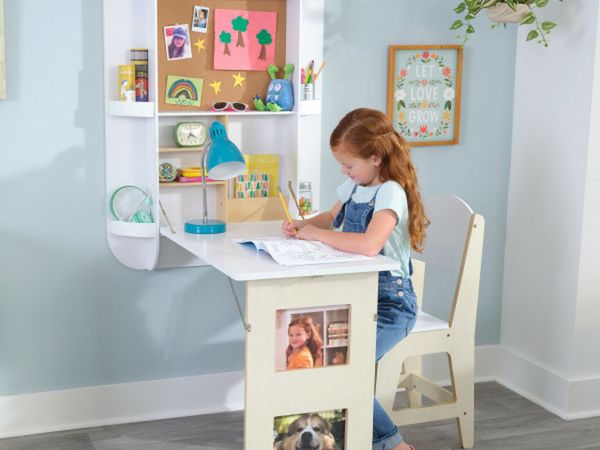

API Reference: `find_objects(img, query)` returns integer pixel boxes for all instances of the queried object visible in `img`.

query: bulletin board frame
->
[387,45,463,147]
[157,0,287,112]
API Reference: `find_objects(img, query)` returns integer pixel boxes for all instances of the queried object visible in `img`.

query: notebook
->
[234,237,371,266]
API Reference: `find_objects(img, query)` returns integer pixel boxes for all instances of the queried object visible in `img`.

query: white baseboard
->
[495,346,600,420]
[2,345,598,439]
[0,371,244,439]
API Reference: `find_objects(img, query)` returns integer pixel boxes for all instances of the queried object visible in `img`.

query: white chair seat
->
[413,311,448,333]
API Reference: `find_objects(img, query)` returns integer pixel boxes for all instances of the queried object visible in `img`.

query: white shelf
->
[158,110,295,117]
[108,101,155,117]
[299,100,322,115]
[159,181,226,187]
[159,147,205,153]
[109,220,157,238]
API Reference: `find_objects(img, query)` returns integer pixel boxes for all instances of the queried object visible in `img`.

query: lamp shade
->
[206,122,246,180]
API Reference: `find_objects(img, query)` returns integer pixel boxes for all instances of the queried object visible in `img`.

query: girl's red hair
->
[330,108,428,251]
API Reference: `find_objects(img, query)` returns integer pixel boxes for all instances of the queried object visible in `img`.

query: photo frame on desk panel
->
[275,306,350,372]
[387,45,463,147]
[273,409,346,450]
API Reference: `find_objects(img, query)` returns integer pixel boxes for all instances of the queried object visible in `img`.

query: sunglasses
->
[211,101,249,112]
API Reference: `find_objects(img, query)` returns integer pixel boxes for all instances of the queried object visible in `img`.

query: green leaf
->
[400,100,406,108]
[505,0,517,11]
[535,0,550,7]
[445,101,452,110]
[454,2,466,13]
[465,13,476,20]
[397,102,402,112]
[450,19,464,30]
[520,13,536,25]
[527,29,539,41]
[466,24,475,33]
[542,21,557,31]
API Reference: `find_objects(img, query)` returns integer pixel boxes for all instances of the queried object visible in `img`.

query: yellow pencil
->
[278,190,294,224]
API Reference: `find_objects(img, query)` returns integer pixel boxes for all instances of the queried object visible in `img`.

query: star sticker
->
[209,80,222,95]
[193,38,206,52]
[232,72,246,88]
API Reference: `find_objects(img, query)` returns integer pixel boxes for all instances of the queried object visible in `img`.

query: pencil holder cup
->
[303,83,315,101]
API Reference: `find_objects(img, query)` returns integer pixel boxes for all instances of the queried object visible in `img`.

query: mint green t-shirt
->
[336,178,411,277]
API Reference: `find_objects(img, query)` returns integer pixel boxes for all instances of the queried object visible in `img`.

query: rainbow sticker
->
[165,75,203,107]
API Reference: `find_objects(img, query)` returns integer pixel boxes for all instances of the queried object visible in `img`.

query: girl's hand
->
[295,224,322,241]
[281,220,300,237]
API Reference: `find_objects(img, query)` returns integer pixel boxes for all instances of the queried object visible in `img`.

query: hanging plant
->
[450,0,562,47]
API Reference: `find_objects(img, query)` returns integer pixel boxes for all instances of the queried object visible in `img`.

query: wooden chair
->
[375,195,485,448]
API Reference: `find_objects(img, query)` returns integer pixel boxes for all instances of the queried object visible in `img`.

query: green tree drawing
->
[219,31,232,56]
[256,29,272,61]
[232,16,249,48]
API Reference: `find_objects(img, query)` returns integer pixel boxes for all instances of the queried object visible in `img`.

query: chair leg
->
[448,349,474,448]
[403,355,422,408]
[375,341,410,414]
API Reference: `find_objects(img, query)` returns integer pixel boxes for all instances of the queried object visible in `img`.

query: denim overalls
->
[333,184,417,450]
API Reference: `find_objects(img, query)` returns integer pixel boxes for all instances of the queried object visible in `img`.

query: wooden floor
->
[1,382,599,450]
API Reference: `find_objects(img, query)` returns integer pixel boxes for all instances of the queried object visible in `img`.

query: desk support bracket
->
[228,277,251,332]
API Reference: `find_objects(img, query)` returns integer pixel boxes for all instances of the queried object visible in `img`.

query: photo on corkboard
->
[192,6,210,33]
[273,409,346,450]
[213,8,277,71]
[164,24,192,61]
[165,75,203,106]
[275,306,350,371]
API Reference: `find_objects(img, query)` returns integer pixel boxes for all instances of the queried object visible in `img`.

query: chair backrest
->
[415,195,485,330]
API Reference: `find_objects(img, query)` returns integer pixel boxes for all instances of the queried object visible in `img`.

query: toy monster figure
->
[254,64,294,112]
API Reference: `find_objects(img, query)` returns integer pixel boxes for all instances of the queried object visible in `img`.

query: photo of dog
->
[274,414,338,450]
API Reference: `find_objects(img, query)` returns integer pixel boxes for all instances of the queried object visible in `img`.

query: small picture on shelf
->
[275,306,350,371]
[164,24,192,61]
[273,409,346,450]
[192,6,210,33]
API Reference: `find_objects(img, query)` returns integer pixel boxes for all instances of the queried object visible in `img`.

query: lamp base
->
[184,219,226,234]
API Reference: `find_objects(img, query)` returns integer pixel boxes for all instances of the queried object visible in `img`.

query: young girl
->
[286,317,323,370]
[282,108,427,450]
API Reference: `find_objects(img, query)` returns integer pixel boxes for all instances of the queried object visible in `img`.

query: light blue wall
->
[321,1,516,347]
[0,0,515,396]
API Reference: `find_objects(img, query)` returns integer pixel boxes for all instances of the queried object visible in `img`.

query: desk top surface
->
[160,221,399,281]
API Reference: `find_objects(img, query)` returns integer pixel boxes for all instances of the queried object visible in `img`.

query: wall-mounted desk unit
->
[103,0,325,270]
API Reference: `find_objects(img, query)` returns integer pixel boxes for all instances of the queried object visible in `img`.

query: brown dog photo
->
[273,410,345,450]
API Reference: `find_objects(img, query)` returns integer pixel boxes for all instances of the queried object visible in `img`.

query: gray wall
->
[0,0,515,396]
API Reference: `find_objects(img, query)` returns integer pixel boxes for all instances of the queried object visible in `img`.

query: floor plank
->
[1,382,599,450]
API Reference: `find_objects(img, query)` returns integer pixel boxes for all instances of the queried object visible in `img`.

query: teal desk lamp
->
[184,122,246,234]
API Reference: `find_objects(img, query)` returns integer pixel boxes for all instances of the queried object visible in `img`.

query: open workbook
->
[233,237,371,266]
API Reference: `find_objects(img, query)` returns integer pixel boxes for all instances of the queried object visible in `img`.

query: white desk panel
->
[160,221,399,281]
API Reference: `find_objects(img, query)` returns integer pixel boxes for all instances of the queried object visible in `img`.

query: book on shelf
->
[242,154,279,197]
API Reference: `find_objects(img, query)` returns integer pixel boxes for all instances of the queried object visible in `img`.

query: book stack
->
[327,321,349,347]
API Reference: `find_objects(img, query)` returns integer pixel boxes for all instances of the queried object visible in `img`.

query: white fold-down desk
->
[161,221,399,450]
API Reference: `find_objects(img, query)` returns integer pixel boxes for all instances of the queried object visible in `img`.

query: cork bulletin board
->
[157,0,287,112]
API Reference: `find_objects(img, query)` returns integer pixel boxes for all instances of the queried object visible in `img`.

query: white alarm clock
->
[173,122,208,147]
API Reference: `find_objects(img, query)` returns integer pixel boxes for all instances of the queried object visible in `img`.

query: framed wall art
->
[387,45,463,147]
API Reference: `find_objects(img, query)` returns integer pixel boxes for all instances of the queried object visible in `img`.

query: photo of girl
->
[192,6,209,33]
[286,316,323,370]
[164,24,192,60]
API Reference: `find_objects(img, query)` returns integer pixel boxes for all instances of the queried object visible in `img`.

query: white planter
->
[486,3,529,23]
